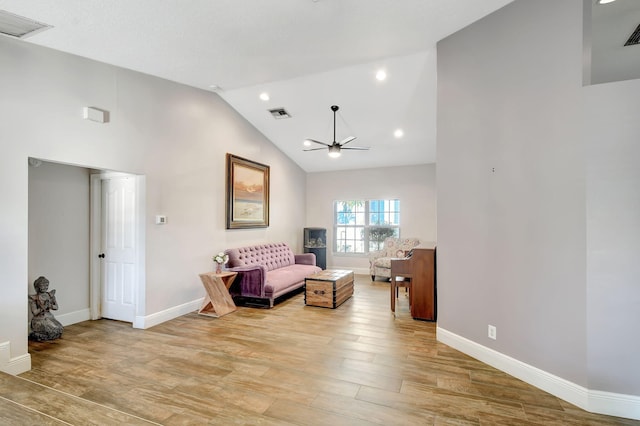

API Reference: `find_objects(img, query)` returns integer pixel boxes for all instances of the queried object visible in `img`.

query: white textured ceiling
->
[0,0,514,172]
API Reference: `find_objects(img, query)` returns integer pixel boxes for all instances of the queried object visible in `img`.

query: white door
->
[100,176,137,322]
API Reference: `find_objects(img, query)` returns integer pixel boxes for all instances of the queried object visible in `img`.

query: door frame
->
[89,172,146,327]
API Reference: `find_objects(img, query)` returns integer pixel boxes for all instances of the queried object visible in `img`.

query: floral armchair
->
[369,237,421,281]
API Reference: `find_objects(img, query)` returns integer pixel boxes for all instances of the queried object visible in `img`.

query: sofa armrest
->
[295,253,317,266]
[228,265,268,298]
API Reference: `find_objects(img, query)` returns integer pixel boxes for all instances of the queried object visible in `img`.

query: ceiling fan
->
[304,105,369,158]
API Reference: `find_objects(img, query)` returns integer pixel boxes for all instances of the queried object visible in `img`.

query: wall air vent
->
[0,10,52,38]
[624,23,640,46]
[268,108,291,119]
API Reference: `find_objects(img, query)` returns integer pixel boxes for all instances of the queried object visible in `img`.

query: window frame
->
[333,199,400,256]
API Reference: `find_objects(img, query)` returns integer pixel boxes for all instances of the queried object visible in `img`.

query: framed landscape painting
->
[226,154,270,229]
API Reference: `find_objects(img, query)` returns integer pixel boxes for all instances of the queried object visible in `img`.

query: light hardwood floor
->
[2,275,637,425]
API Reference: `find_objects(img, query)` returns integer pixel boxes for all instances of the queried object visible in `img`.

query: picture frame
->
[226,154,270,229]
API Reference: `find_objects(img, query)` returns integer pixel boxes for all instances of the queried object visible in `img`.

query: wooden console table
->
[198,271,238,317]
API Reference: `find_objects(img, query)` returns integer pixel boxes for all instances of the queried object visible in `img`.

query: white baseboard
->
[56,308,91,326]
[133,297,204,329]
[589,390,640,421]
[437,327,640,421]
[0,341,31,375]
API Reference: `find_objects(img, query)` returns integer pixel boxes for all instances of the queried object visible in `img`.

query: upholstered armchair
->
[369,237,421,281]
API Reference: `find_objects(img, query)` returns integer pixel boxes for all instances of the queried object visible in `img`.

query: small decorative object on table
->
[213,251,229,274]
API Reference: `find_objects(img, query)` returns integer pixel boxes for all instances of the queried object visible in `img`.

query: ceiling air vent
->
[268,108,291,119]
[624,23,640,46]
[0,10,52,39]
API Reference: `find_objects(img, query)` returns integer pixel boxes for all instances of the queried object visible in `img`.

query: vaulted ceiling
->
[1,0,517,172]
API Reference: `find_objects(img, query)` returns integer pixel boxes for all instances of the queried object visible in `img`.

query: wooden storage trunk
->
[305,269,354,308]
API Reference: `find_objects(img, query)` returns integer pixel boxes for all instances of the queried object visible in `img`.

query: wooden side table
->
[198,271,238,317]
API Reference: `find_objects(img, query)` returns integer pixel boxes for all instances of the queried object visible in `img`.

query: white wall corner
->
[0,341,31,375]
[133,298,204,329]
[437,327,640,421]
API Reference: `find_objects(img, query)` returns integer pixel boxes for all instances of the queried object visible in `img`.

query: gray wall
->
[584,79,640,395]
[306,164,436,273]
[437,0,587,386]
[438,0,640,397]
[28,161,90,321]
[0,35,307,364]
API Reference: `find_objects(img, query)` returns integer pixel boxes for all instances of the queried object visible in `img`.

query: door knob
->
[98,253,105,259]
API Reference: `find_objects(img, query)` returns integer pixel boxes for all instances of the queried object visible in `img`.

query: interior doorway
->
[27,160,145,329]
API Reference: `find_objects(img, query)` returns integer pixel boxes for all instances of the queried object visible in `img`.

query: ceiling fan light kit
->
[303,105,369,158]
[328,145,341,158]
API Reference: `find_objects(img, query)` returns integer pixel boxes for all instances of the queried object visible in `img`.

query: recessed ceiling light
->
[394,129,404,138]
[303,139,312,147]
[376,70,387,81]
[259,92,270,101]
[597,0,616,4]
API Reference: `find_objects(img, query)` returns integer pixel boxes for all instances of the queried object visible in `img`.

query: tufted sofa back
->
[225,243,296,271]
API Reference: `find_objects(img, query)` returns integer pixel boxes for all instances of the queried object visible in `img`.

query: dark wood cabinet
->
[304,228,326,270]
[390,247,436,321]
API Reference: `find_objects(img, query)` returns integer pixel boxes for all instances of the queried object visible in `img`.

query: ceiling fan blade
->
[340,146,369,150]
[303,147,328,152]
[339,136,357,146]
[305,139,330,147]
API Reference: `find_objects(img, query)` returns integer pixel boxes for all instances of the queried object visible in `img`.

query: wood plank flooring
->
[2,275,637,425]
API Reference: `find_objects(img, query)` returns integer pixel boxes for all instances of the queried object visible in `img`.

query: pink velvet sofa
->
[225,242,321,307]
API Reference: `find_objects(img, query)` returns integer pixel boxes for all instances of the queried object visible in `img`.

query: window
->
[334,199,400,254]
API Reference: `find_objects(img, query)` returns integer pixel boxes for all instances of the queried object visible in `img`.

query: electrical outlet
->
[488,325,497,340]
